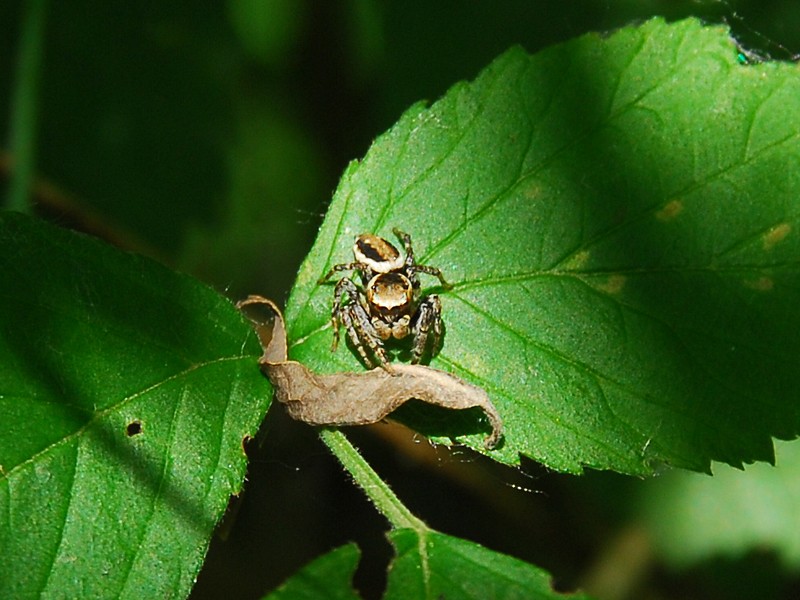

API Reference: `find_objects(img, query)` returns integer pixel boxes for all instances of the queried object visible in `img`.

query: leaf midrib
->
[0,354,256,481]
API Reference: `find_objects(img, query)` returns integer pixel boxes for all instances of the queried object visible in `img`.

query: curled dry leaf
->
[236,295,503,449]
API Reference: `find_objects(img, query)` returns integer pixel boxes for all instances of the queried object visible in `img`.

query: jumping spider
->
[318,228,452,370]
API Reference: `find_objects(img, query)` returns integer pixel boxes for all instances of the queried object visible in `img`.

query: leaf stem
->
[318,428,427,532]
[6,0,48,213]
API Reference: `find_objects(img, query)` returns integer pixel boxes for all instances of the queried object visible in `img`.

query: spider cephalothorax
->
[318,228,452,369]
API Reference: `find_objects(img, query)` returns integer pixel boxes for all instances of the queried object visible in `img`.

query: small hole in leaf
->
[126,421,143,437]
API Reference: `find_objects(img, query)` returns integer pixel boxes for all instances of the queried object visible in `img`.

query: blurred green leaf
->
[384,529,593,599]
[179,97,326,300]
[285,18,800,474]
[31,3,236,252]
[639,439,800,570]
[263,530,593,600]
[227,0,305,66]
[263,543,362,600]
[0,212,269,598]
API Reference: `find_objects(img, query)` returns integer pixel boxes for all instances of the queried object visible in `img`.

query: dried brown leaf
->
[236,295,503,448]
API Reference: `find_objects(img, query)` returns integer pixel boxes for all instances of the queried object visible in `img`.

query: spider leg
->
[339,305,379,368]
[413,264,453,289]
[318,262,371,284]
[410,294,443,363]
[392,228,416,268]
[331,278,390,369]
[392,228,452,290]
[330,278,357,351]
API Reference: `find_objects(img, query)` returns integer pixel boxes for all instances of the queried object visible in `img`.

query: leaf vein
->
[2,356,250,482]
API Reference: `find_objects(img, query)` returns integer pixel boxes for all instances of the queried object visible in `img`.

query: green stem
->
[6,0,48,213]
[318,428,427,532]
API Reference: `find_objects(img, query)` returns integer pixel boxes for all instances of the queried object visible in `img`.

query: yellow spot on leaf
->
[562,250,590,270]
[524,181,542,199]
[763,223,791,251]
[656,199,684,221]
[744,276,774,291]
[596,274,626,294]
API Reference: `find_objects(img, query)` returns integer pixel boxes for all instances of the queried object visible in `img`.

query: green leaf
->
[385,529,593,600]
[0,212,269,599]
[262,543,362,600]
[285,17,800,474]
[263,531,593,600]
[638,439,800,570]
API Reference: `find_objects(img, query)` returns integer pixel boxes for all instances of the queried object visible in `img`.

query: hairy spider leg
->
[329,277,351,351]
[330,278,368,356]
[318,261,373,285]
[392,228,453,290]
[332,278,390,369]
[392,228,419,287]
[412,264,453,289]
[410,294,443,363]
[340,305,387,368]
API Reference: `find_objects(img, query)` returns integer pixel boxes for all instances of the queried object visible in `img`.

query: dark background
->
[3,2,800,598]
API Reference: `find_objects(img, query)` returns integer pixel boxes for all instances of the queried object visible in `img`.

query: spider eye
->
[367,273,412,312]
